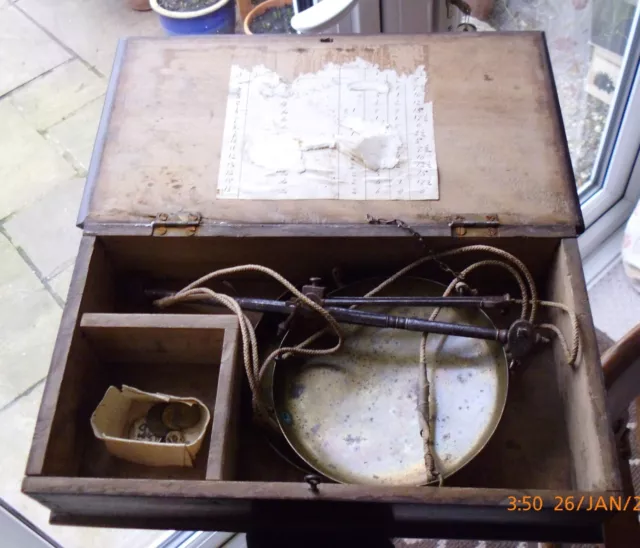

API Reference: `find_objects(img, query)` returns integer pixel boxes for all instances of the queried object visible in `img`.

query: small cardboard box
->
[91,385,211,468]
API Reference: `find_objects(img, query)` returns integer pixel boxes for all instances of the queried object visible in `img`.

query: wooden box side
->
[547,238,620,492]
[79,312,237,364]
[25,235,108,476]
[22,476,611,542]
[210,326,242,480]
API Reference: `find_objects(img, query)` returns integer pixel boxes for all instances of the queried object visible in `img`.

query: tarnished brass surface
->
[272,278,508,485]
[162,402,201,431]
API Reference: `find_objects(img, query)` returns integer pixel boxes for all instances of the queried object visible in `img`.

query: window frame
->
[579,6,640,237]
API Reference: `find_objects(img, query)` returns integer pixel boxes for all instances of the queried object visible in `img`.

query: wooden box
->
[22,33,621,543]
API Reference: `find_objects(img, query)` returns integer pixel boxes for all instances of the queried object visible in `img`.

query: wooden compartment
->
[20,33,623,542]
[23,233,620,541]
[79,313,239,481]
[27,310,239,483]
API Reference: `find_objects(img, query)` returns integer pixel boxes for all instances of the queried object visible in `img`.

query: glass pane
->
[485,0,640,192]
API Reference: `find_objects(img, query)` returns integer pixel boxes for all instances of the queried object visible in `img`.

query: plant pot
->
[236,0,253,21]
[127,0,152,11]
[244,0,292,35]
[150,0,236,35]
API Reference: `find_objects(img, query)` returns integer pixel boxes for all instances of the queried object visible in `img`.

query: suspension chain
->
[366,215,465,282]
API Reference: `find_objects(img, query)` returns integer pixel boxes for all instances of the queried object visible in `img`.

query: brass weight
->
[144,402,201,440]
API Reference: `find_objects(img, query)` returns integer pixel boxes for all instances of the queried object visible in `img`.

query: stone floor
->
[0,1,169,545]
[0,0,637,547]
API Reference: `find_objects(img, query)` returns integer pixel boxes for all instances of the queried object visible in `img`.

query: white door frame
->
[580,5,640,231]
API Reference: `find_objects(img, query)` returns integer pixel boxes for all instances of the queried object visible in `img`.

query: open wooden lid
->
[79,33,583,238]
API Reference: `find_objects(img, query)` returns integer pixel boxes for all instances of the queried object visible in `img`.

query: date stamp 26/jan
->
[506,495,640,512]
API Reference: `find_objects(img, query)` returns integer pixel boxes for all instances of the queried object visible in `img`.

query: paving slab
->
[9,59,106,131]
[0,102,76,220]
[0,4,71,97]
[17,0,162,76]
[4,178,84,281]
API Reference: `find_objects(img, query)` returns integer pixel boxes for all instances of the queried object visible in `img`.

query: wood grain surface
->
[81,33,582,232]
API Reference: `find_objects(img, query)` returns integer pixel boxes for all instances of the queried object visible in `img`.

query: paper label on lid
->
[217,58,438,201]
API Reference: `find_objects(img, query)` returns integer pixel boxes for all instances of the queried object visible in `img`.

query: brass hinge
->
[152,212,201,236]
[449,215,500,237]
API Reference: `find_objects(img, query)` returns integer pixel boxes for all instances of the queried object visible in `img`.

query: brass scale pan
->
[259,276,508,486]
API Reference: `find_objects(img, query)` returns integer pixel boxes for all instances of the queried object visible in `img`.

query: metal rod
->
[146,291,507,343]
[323,295,512,309]
[323,306,507,342]
[146,290,512,309]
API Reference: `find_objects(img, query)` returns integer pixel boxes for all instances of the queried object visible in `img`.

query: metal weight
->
[146,403,170,438]
[165,431,186,444]
[162,402,201,430]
